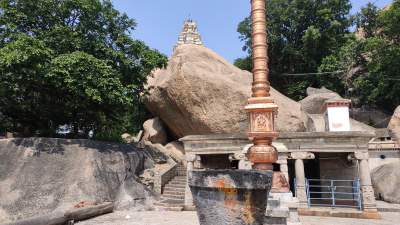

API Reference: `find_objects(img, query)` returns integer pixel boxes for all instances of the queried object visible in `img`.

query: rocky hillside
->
[0,138,164,223]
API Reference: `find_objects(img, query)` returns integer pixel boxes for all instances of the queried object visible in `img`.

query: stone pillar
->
[290,152,315,208]
[277,153,289,182]
[193,155,202,169]
[184,154,196,210]
[235,144,253,170]
[354,152,378,212]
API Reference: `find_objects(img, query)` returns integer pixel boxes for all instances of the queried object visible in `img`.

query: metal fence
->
[305,179,362,210]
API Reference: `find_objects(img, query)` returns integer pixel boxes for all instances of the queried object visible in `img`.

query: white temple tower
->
[174,19,203,50]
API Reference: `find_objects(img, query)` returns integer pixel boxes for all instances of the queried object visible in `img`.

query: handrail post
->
[331,180,335,208]
[306,179,311,207]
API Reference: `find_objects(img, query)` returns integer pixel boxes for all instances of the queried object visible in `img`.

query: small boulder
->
[388,106,400,143]
[300,87,342,114]
[142,118,168,145]
[371,162,400,204]
[121,133,134,143]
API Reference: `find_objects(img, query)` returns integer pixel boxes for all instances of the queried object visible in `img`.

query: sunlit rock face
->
[0,138,157,223]
[389,106,400,143]
[372,162,400,204]
[144,44,309,138]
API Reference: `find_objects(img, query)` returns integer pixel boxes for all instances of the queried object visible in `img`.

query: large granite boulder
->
[371,162,400,204]
[300,87,342,114]
[0,138,159,223]
[388,106,400,143]
[144,44,308,138]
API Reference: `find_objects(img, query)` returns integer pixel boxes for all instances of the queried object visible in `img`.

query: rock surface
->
[165,141,185,164]
[306,87,338,96]
[301,87,375,132]
[144,44,308,138]
[388,106,400,143]
[143,118,168,145]
[144,141,184,165]
[372,162,400,204]
[0,138,160,223]
[300,88,342,114]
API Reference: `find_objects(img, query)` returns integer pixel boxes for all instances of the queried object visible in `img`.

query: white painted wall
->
[326,106,351,131]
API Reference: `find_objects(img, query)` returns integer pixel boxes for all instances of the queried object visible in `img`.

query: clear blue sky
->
[112,0,393,62]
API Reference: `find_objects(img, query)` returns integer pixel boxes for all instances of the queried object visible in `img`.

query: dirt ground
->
[77,211,400,225]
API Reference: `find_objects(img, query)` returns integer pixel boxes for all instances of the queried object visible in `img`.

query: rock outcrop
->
[144,44,308,138]
[371,162,400,204]
[143,118,168,145]
[300,87,375,132]
[388,106,400,143]
[300,87,342,114]
[0,138,163,223]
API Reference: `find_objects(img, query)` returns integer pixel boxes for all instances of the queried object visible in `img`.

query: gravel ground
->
[77,211,400,225]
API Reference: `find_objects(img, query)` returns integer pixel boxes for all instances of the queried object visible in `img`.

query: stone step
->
[163,190,185,195]
[162,196,184,201]
[154,200,184,207]
[266,207,290,218]
[154,171,187,211]
[155,206,183,211]
[171,179,186,183]
[161,195,184,201]
[164,186,185,191]
[165,184,186,189]
[169,181,186,185]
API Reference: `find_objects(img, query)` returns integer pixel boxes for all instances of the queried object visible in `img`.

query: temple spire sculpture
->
[174,19,203,50]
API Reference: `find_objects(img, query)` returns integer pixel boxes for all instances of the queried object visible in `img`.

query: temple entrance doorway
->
[287,154,320,195]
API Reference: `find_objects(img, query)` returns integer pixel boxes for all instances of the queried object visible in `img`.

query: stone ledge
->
[298,208,381,219]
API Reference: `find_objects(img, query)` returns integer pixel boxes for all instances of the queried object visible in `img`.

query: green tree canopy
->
[236,0,352,100]
[0,0,167,139]
[319,1,400,112]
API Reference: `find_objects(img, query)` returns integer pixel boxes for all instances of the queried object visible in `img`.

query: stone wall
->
[318,153,358,180]
[369,150,400,171]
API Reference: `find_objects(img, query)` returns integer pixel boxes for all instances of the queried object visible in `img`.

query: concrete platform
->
[75,211,400,225]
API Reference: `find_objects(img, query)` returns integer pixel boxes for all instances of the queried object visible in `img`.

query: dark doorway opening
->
[200,154,238,169]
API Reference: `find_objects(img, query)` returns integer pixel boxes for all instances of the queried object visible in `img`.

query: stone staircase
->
[154,165,187,211]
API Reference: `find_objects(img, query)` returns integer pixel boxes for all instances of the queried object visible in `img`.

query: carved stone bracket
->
[353,151,369,160]
[289,152,315,160]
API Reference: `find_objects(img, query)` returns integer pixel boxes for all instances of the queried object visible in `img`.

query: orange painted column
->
[245,0,278,171]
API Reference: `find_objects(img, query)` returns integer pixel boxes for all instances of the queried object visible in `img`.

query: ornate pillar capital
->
[290,152,315,160]
[352,151,369,160]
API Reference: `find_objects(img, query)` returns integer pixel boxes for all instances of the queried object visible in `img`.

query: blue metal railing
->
[305,178,362,210]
